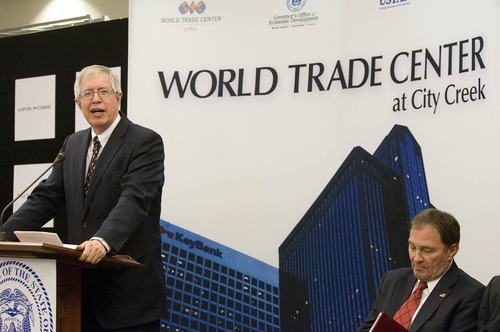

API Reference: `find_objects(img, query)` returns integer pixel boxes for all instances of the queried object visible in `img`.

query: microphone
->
[0,152,66,241]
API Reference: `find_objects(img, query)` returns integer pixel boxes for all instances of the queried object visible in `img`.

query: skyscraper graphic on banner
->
[279,125,434,331]
[159,220,280,332]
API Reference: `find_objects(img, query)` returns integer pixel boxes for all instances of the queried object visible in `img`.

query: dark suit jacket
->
[478,275,500,332]
[4,112,167,329]
[357,261,485,332]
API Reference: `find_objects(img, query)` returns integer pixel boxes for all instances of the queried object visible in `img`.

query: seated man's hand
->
[76,239,107,264]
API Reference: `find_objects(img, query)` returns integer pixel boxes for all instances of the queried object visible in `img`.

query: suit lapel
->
[410,261,458,331]
[391,272,418,316]
[76,130,91,202]
[64,129,92,223]
[83,115,128,211]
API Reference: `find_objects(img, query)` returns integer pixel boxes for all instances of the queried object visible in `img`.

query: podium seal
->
[0,260,54,332]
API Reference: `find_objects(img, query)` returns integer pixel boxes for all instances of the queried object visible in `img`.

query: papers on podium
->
[369,312,409,332]
[14,231,77,249]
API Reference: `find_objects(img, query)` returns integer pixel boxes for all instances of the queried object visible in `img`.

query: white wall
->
[128,0,500,285]
[0,0,128,29]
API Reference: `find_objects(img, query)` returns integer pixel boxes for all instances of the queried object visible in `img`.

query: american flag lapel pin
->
[439,293,447,298]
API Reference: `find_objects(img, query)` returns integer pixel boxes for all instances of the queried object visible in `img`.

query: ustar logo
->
[379,0,411,9]
[166,230,223,259]
[179,1,206,15]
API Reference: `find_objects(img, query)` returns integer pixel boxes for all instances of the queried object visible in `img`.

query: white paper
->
[14,231,64,246]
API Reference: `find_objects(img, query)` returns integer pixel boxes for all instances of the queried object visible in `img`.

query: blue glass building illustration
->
[159,220,280,332]
[279,125,433,331]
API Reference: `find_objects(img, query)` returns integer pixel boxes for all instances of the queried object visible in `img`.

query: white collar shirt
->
[85,113,121,172]
[410,260,453,325]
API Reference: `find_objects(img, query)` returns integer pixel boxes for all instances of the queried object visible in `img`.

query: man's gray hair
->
[74,65,122,98]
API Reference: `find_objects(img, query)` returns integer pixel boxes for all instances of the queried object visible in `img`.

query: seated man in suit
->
[357,208,484,332]
[478,275,500,331]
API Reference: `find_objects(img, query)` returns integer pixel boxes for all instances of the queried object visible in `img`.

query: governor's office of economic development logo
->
[287,0,307,12]
[0,260,54,332]
[268,0,317,30]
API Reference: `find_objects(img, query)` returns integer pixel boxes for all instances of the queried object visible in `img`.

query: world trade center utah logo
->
[179,1,206,15]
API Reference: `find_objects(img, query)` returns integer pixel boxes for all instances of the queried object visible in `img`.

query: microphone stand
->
[0,153,66,241]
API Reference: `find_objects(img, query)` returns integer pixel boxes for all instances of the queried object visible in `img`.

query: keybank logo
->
[166,231,223,259]
[179,1,206,14]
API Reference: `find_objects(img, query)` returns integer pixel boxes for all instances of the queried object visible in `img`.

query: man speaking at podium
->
[3,65,167,331]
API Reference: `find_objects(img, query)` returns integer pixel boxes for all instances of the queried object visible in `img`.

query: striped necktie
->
[84,136,101,196]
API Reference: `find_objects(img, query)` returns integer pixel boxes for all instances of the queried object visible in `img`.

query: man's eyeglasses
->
[79,88,115,100]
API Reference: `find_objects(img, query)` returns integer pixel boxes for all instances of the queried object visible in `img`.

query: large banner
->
[128,0,500,287]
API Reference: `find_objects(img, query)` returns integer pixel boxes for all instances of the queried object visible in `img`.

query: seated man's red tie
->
[393,281,428,329]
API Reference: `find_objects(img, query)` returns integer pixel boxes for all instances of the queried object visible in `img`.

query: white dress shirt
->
[411,260,453,325]
[85,113,121,252]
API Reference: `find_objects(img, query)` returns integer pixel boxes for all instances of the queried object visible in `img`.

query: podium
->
[0,242,144,332]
